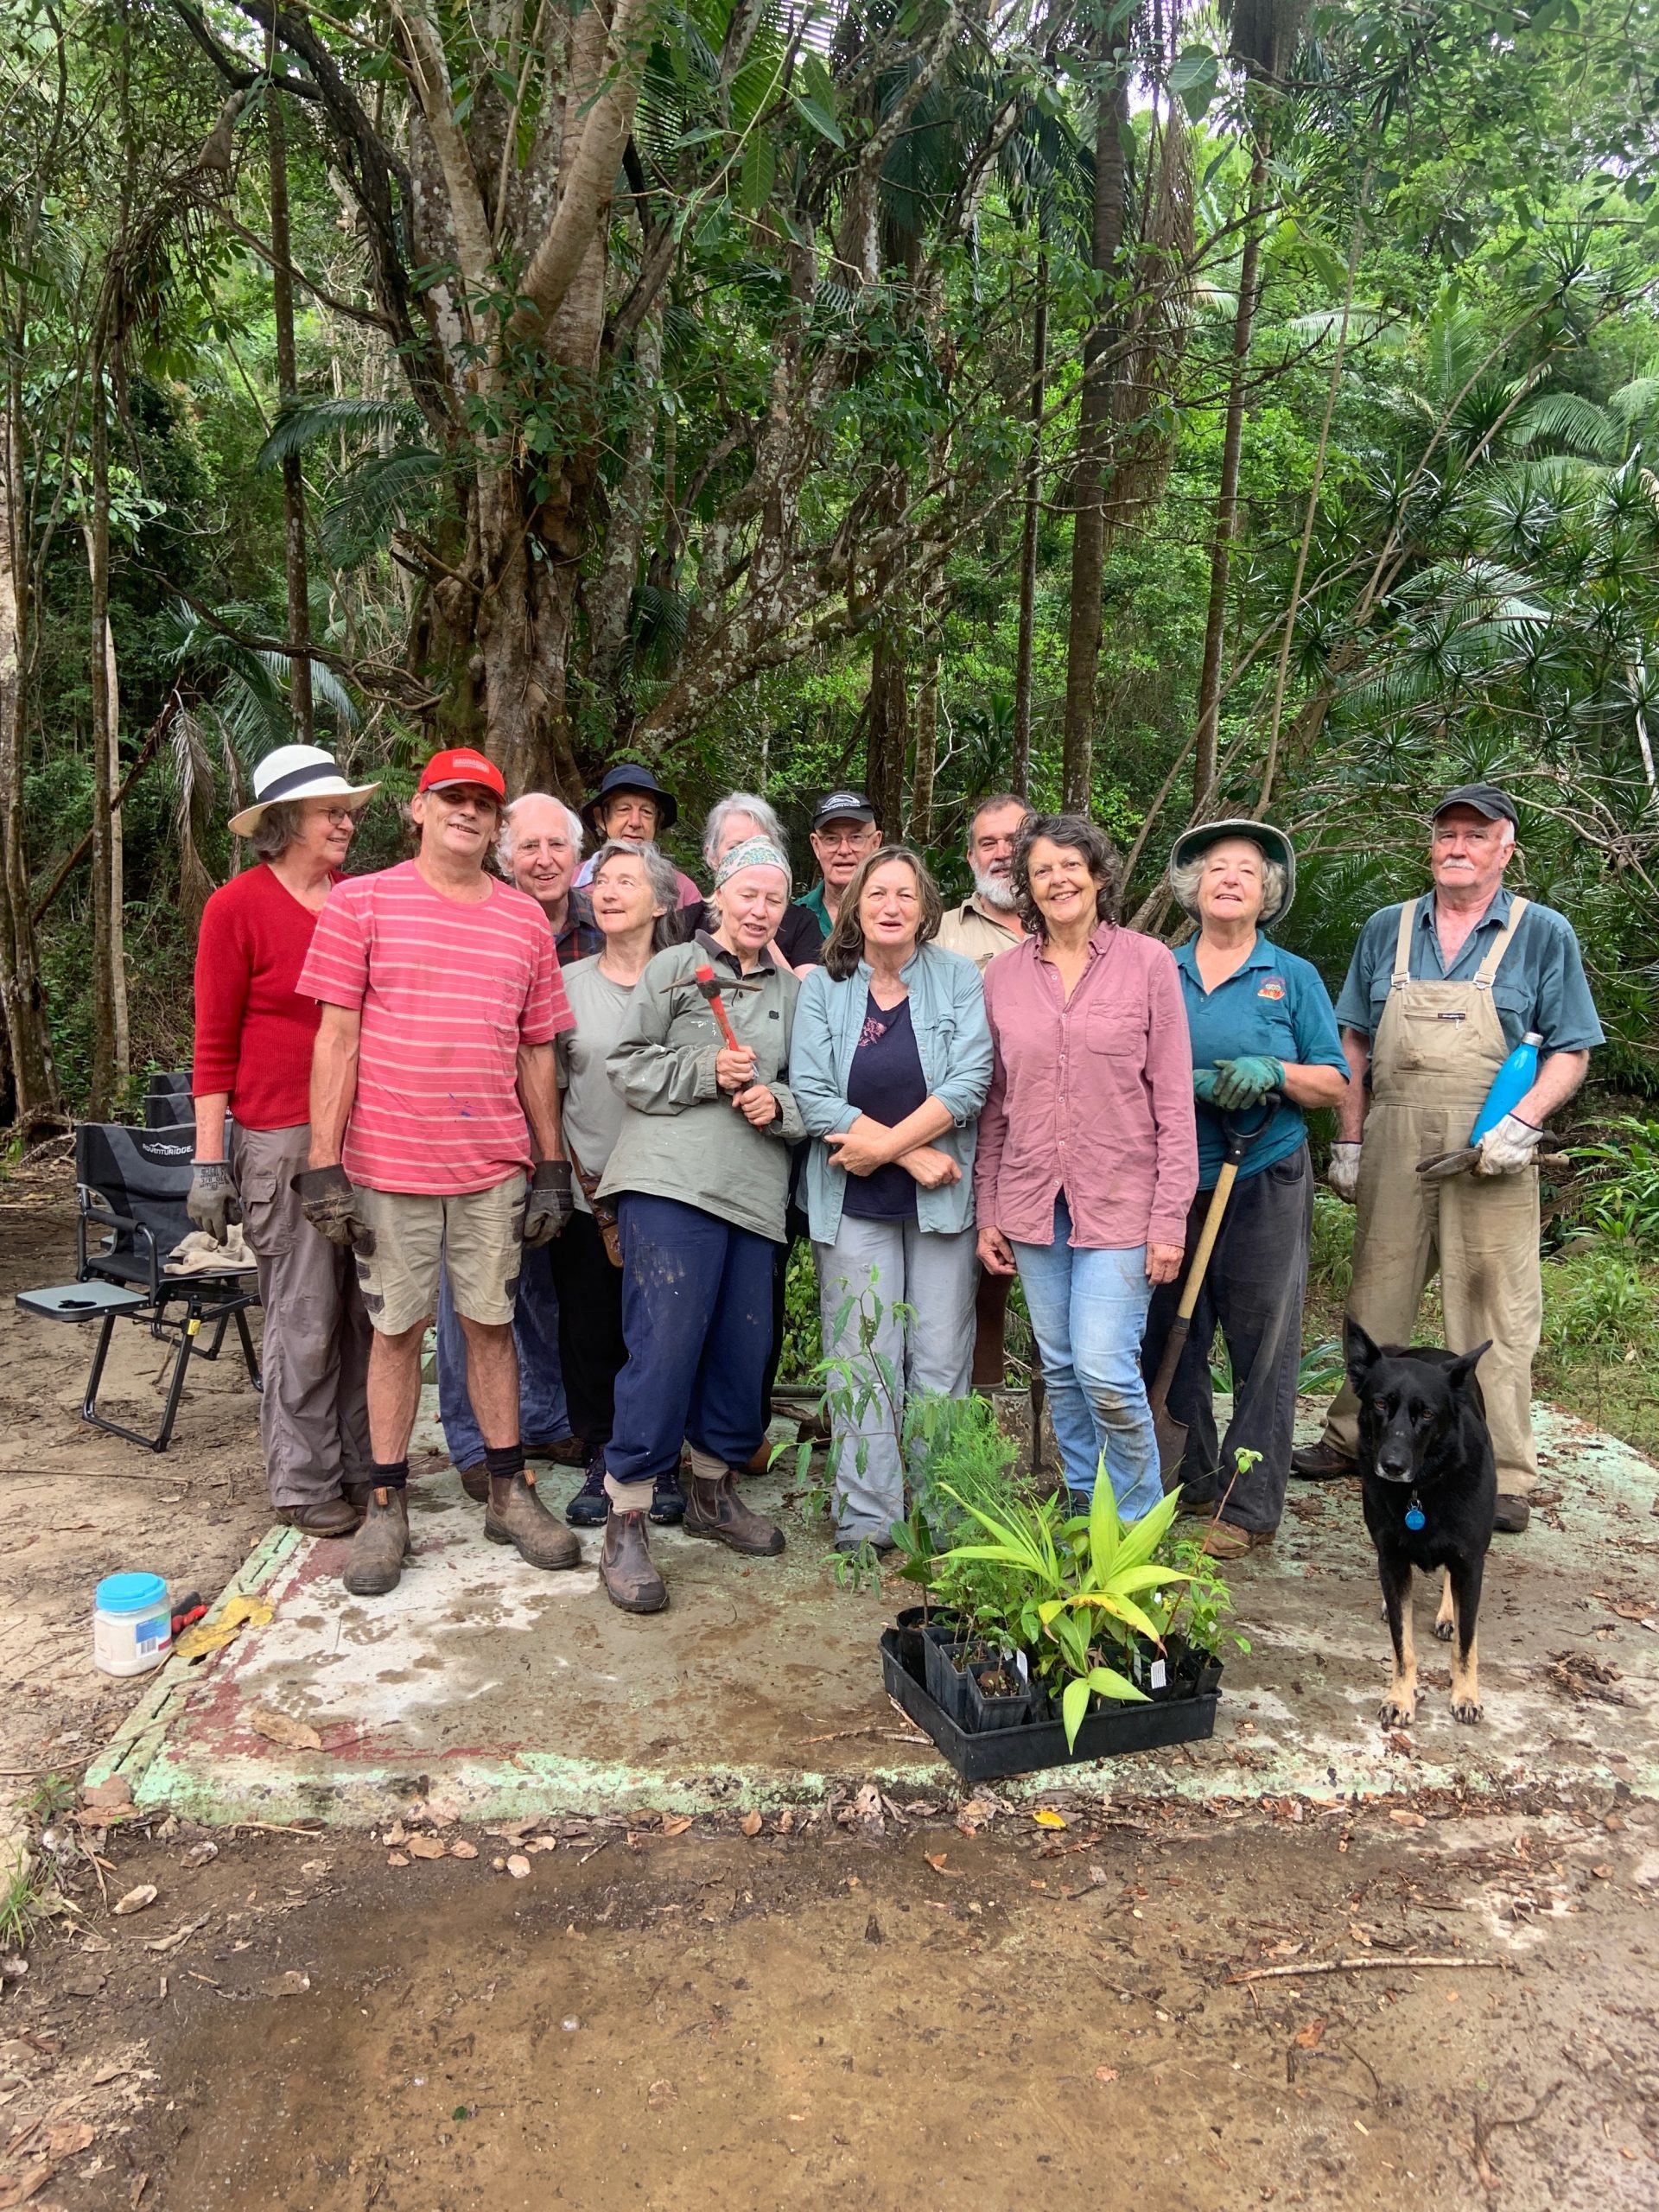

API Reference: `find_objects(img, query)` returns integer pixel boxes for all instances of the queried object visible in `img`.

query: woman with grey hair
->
[1140,820,1348,1557]
[701,791,787,872]
[190,744,379,1534]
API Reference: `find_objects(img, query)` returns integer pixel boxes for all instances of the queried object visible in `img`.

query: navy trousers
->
[606,1192,779,1488]
[1140,1144,1313,1535]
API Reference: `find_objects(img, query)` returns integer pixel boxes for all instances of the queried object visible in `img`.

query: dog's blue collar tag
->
[1404,1493,1426,1532]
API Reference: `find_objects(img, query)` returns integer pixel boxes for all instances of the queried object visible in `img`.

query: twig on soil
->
[1227,1955,1507,1984]
[230,1821,327,1838]
[576,1839,611,1866]
[802,1726,931,1745]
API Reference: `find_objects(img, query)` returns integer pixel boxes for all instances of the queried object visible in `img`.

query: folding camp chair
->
[143,1069,195,1128]
[15,1122,262,1452]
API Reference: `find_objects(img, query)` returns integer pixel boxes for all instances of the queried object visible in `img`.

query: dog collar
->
[1404,1491,1426,1532]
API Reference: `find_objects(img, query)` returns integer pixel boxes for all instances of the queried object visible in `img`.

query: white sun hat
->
[227,744,381,836]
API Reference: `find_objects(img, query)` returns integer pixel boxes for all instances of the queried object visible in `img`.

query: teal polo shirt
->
[1334,887,1604,1053]
[1174,935,1347,1190]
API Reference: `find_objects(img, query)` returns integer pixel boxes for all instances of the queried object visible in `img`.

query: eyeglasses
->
[315,806,357,826]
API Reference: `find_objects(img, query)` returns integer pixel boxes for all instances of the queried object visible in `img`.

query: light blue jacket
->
[791,944,993,1244]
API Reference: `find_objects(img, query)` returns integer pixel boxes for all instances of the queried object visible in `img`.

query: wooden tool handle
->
[1173,1161,1238,1324]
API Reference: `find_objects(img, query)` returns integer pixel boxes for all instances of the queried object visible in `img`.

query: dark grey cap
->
[1433,783,1518,829]
[810,791,876,829]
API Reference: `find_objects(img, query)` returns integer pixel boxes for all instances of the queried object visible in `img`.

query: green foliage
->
[1567,1119,1659,1252]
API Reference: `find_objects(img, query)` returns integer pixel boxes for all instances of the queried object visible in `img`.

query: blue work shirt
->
[1174,935,1347,1190]
[1334,887,1604,1053]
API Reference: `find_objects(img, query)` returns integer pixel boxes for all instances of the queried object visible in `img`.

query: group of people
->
[191,741,1601,1614]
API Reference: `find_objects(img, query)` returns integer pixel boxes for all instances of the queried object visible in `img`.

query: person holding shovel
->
[1140,823,1348,1559]
[593,837,804,1612]
[1292,785,1602,1533]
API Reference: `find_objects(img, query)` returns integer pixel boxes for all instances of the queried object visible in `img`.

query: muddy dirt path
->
[3,1795,1656,2211]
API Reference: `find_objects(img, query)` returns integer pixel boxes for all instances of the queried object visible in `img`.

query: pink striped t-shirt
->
[298,861,571,1195]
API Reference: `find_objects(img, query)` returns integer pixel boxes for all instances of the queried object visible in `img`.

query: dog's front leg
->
[1446,1554,1484,1724]
[1433,1571,1455,1642]
[1377,1553,1416,1726]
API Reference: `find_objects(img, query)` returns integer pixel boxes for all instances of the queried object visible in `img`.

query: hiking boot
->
[528,1433,586,1468]
[1197,1521,1274,1560]
[458,1464,490,1504]
[1175,1476,1220,1517]
[1290,1441,1357,1482]
[601,1510,668,1614]
[344,1480,373,1521]
[341,1488,410,1596]
[278,1495,362,1538]
[486,1473,582,1569]
[742,1440,773,1477]
[683,1468,785,1556]
[566,1445,609,1529]
[1493,1493,1530,1534]
[650,1466,686,1527]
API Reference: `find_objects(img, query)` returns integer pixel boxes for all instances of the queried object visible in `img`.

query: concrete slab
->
[86,1398,1658,1825]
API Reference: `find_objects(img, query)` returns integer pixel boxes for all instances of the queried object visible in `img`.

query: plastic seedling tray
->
[881,1628,1221,1783]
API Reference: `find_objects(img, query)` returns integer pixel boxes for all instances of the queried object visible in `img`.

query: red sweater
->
[193,865,338,1131]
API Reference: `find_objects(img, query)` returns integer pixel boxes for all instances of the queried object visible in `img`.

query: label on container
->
[134,1615,169,1656]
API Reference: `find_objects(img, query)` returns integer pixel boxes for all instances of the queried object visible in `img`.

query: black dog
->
[1344,1318,1496,1727]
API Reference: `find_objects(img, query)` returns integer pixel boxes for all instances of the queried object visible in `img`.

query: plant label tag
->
[1014,1649,1029,1683]
[1150,1658,1167,1690]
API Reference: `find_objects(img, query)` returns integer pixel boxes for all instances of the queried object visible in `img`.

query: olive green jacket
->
[598,933,804,1242]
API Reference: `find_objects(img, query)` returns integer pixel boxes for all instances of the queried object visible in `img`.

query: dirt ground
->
[3,1159,1657,2211]
[3,1796,1657,2210]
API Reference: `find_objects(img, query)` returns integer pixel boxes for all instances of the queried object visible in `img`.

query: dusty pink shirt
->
[975,924,1198,1250]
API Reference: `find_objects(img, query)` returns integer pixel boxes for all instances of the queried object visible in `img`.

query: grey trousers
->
[234,1122,372,1510]
[815,1214,978,1543]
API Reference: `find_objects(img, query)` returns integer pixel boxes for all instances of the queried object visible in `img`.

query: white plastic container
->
[93,1572,172,1677]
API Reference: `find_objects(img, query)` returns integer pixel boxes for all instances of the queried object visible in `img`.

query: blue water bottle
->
[1470,1031,1542,1143]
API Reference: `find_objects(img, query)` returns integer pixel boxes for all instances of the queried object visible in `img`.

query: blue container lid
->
[96,1572,168,1616]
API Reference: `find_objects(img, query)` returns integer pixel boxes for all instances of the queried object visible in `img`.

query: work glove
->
[1192,1066,1220,1104]
[1211,1054,1286,1111]
[187,1160,241,1247]
[1325,1141,1363,1204]
[291,1164,367,1249]
[1473,1112,1542,1178]
[522,1159,575,1248]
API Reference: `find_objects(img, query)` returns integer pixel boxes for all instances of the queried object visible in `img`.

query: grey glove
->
[187,1160,241,1247]
[522,1159,574,1248]
[1474,1112,1541,1178]
[1326,1141,1362,1204]
[291,1164,367,1249]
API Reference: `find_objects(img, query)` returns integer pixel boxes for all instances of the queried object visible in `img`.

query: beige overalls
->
[1322,895,1541,1495]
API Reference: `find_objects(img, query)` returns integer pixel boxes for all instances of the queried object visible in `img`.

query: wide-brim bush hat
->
[228,744,380,836]
[582,761,679,841]
[1168,817,1297,926]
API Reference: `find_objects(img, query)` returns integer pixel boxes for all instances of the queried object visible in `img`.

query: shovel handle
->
[1174,1160,1238,1324]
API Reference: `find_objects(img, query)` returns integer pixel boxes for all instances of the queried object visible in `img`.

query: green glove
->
[1192,1066,1220,1104]
[1211,1055,1285,1110]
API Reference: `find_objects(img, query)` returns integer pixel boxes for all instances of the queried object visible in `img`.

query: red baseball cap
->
[419,747,506,800]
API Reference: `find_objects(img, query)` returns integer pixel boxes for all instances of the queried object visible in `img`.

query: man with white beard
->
[938,794,1032,969]
[938,793,1032,1389]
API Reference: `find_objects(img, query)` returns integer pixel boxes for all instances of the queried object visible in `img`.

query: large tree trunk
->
[269,90,314,741]
[1012,229,1047,801]
[865,618,909,842]
[87,353,124,1117]
[0,372,60,1134]
[907,626,940,848]
[1061,48,1130,814]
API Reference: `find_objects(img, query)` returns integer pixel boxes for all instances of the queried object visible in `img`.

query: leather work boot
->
[341,1488,410,1597]
[344,1481,374,1521]
[683,1469,785,1557]
[1493,1493,1530,1534]
[1290,1441,1357,1483]
[1197,1521,1274,1560]
[457,1464,490,1504]
[485,1473,582,1570]
[601,1510,668,1613]
[279,1495,362,1538]
[566,1444,609,1529]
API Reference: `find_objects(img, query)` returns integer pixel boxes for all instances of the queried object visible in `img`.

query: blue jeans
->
[607,1193,777,1488]
[435,1242,568,1472]
[1014,1196,1162,1519]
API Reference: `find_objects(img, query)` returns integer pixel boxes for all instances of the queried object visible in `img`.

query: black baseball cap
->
[810,791,876,829]
[1433,783,1518,830]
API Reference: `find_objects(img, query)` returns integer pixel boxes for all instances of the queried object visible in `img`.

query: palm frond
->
[320,448,448,568]
[255,397,425,471]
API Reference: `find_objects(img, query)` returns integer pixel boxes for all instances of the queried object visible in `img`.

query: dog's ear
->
[1344,1315,1382,1388]
[1447,1339,1493,1394]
